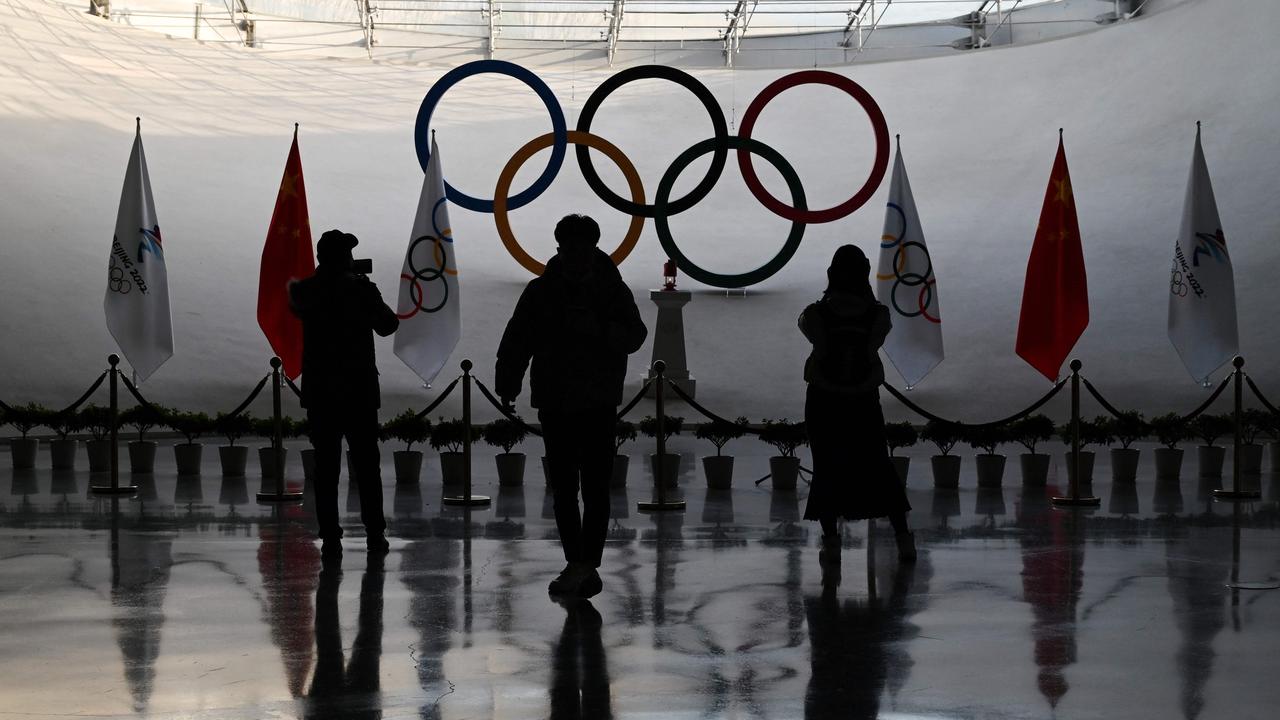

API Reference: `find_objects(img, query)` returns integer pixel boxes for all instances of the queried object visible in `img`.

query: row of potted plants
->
[6,401,1279,489]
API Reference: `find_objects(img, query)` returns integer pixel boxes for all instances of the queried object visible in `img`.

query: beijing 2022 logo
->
[413,60,891,289]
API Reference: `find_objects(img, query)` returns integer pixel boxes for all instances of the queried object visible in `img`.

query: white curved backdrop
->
[0,0,1276,422]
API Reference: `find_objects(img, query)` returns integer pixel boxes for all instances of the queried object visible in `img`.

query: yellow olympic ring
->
[875,233,907,280]
[431,236,458,277]
[494,130,645,276]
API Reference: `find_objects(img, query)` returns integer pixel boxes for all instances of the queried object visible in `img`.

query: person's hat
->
[317,229,358,263]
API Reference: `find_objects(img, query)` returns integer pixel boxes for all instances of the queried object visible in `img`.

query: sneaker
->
[577,568,603,598]
[895,531,918,563]
[367,534,390,554]
[548,563,584,596]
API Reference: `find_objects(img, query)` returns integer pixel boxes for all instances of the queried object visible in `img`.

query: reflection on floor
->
[2,442,1279,719]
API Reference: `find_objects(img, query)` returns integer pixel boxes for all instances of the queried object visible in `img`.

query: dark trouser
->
[820,513,906,539]
[309,407,385,540]
[539,406,615,568]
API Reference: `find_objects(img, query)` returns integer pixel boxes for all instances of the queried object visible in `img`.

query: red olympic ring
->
[397,272,425,320]
[919,279,940,324]
[736,70,890,224]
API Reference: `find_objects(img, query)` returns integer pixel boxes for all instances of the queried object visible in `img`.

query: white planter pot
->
[931,455,961,489]
[611,454,629,487]
[1154,447,1184,480]
[9,438,38,469]
[439,451,466,486]
[495,452,526,487]
[1196,445,1226,477]
[394,450,424,485]
[1063,451,1095,487]
[1269,442,1280,473]
[128,440,157,474]
[702,456,734,490]
[975,454,1007,488]
[49,438,79,470]
[1239,443,1263,475]
[889,456,910,485]
[219,445,248,477]
[301,448,315,482]
[649,453,681,488]
[1110,447,1140,483]
[1020,453,1050,487]
[769,456,800,491]
[257,446,289,479]
[174,443,204,476]
[87,439,112,472]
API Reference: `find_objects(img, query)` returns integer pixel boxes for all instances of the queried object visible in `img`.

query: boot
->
[548,563,586,596]
[578,568,603,598]
[895,531,917,563]
[818,535,841,568]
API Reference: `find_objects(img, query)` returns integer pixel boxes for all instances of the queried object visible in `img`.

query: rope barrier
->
[49,371,110,419]
[1245,375,1280,416]
[0,398,11,414]
[1080,377,1126,419]
[666,380,763,435]
[881,378,1067,429]
[222,374,271,420]
[1176,375,1231,422]
[284,375,302,400]
[472,378,543,438]
[413,376,461,421]
[119,374,165,418]
[616,380,654,421]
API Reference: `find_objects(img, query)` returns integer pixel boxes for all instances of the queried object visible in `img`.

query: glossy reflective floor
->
[3,440,1280,719]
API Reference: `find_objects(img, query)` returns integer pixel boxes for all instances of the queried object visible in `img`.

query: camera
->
[351,258,373,275]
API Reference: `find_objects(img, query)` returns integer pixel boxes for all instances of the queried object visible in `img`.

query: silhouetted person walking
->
[291,230,399,557]
[800,245,915,566]
[496,215,647,598]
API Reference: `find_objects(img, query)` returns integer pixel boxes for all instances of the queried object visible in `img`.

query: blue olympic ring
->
[431,197,453,242]
[414,60,567,213]
[881,202,906,248]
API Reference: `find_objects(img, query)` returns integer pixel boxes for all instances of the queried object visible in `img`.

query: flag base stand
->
[257,491,304,503]
[91,485,137,495]
[1213,489,1261,502]
[638,500,686,512]
[1051,495,1101,507]
[443,495,490,507]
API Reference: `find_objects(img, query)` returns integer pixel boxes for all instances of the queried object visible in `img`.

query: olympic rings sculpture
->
[415,60,890,288]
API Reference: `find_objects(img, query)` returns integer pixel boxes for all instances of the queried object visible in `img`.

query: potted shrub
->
[612,420,637,488]
[1238,409,1268,475]
[1057,417,1106,487]
[482,418,529,487]
[921,420,962,489]
[214,411,253,477]
[694,416,748,490]
[4,402,47,469]
[79,404,115,472]
[1010,414,1055,487]
[884,421,918,485]
[640,415,685,488]
[430,417,476,486]
[120,404,166,474]
[1191,413,1233,477]
[46,409,83,470]
[759,418,806,491]
[1149,413,1187,480]
[1106,411,1147,483]
[381,410,431,485]
[167,410,212,476]
[965,424,1009,488]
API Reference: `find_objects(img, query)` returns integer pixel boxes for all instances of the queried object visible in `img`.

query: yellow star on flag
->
[1054,176,1072,206]
[279,173,299,199]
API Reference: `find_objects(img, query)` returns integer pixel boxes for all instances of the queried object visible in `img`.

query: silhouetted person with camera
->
[291,230,399,558]
[800,244,914,567]
[496,215,647,598]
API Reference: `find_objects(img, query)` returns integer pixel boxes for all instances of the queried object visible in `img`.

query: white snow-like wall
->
[0,0,1277,423]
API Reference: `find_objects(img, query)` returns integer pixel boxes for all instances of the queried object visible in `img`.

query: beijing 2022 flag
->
[394,136,460,384]
[876,141,943,387]
[104,119,173,382]
[1168,123,1238,385]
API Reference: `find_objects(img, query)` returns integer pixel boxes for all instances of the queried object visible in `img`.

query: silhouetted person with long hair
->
[291,230,399,557]
[800,245,915,566]
[496,214,647,598]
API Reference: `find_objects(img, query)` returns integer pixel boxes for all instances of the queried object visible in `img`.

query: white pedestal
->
[646,289,695,399]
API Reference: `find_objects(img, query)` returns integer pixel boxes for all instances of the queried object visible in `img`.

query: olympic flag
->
[1016,134,1089,382]
[1168,123,1238,385]
[394,136,460,384]
[104,119,173,382]
[876,142,943,387]
[257,127,314,380]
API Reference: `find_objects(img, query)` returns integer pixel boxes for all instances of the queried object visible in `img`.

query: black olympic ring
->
[891,241,933,288]
[575,65,729,218]
[401,234,450,318]
[891,278,937,320]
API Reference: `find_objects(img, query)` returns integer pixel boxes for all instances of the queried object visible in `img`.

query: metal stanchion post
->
[639,360,685,512]
[258,357,302,503]
[92,354,136,495]
[1216,356,1260,501]
[1053,359,1100,507]
[444,359,490,507]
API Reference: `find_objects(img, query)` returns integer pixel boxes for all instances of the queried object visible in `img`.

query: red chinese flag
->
[257,129,314,380]
[1016,136,1089,381]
